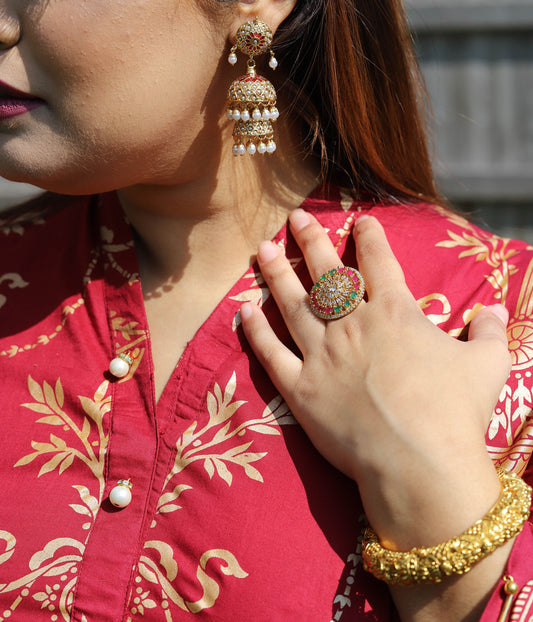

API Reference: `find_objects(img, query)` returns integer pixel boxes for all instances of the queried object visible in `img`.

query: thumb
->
[467,305,512,423]
[468,304,509,345]
[468,304,512,383]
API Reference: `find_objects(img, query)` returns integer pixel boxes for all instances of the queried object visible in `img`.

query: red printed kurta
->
[0,187,532,621]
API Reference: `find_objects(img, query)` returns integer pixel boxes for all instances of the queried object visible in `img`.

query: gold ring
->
[309,266,365,320]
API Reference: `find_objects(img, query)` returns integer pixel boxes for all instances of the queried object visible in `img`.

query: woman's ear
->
[228,0,296,39]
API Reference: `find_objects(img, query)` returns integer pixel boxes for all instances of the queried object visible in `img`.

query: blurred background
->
[407,0,533,242]
[1,0,532,243]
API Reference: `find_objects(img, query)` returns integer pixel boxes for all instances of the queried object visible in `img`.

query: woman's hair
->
[220,0,442,205]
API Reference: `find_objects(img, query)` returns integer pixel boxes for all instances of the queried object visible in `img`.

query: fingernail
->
[257,240,280,263]
[485,304,509,326]
[356,214,372,226]
[289,208,310,232]
[240,302,253,321]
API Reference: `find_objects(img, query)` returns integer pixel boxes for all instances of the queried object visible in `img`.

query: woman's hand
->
[240,210,512,553]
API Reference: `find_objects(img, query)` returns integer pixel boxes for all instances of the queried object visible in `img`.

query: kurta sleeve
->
[479,523,533,621]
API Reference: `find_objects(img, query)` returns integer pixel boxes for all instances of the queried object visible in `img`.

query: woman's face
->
[0,0,233,193]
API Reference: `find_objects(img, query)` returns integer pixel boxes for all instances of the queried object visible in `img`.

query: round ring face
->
[309,266,365,320]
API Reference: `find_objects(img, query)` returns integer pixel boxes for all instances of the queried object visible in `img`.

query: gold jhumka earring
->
[226,19,279,156]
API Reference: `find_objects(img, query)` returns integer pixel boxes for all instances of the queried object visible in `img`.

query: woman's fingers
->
[240,301,302,396]
[255,240,323,353]
[353,215,408,300]
[289,209,351,282]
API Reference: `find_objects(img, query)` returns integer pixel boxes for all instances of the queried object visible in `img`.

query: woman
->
[0,0,531,620]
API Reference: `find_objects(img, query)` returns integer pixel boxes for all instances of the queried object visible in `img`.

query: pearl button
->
[109,353,133,378]
[109,479,132,508]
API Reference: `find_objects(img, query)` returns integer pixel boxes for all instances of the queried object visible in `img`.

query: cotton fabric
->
[0,187,532,621]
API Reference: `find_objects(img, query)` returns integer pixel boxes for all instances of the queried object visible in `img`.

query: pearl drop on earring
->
[228,51,238,65]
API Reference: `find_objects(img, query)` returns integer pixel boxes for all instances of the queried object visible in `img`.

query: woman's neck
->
[117,121,320,295]
[116,124,320,401]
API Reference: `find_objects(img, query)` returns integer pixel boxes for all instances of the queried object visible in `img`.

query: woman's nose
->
[0,8,20,51]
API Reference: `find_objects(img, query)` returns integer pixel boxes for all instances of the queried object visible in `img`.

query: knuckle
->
[261,255,290,282]
[376,288,412,318]
[281,296,309,319]
[356,237,382,259]
[297,220,327,249]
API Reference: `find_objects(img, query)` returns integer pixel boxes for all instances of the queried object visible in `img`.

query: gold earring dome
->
[235,19,273,57]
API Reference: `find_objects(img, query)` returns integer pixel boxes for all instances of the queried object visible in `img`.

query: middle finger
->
[288,209,349,282]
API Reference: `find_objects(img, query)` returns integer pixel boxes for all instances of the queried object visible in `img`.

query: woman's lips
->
[0,80,44,119]
[0,98,44,119]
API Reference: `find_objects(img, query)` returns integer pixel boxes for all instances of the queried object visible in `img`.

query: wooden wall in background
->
[406,0,533,243]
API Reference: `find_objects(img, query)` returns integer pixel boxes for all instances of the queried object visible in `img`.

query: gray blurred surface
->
[406,0,533,243]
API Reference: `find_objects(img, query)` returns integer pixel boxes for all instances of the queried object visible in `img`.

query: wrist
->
[357,453,502,551]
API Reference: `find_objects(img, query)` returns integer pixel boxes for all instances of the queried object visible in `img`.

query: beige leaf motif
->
[43,380,61,413]
[13,452,40,467]
[212,459,232,486]
[58,453,74,474]
[21,403,55,415]
[261,394,296,426]
[68,504,93,517]
[243,463,263,483]
[204,458,215,479]
[35,415,64,425]
[39,452,69,477]
[28,375,45,403]
[55,378,64,409]
[246,424,280,436]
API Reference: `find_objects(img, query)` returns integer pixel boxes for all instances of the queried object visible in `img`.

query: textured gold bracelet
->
[362,468,532,585]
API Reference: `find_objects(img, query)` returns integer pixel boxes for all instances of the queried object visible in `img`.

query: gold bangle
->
[362,468,532,585]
